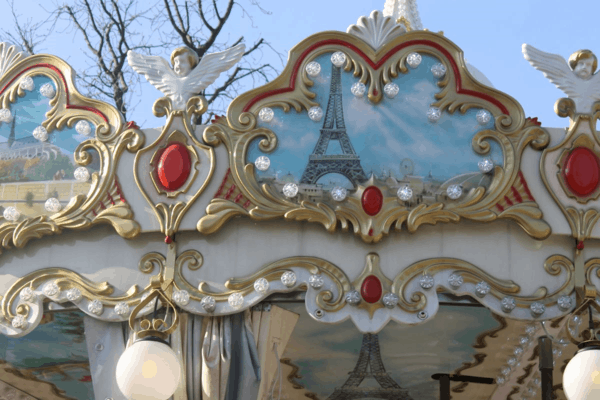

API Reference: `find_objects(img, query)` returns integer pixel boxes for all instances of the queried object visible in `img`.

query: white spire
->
[383,0,423,31]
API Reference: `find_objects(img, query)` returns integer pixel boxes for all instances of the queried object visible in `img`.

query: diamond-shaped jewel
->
[351,82,366,97]
[420,274,434,289]
[258,107,274,122]
[75,120,92,136]
[0,108,13,123]
[331,52,346,67]
[173,290,190,306]
[255,155,270,171]
[309,274,324,289]
[478,158,494,174]
[74,167,90,182]
[45,198,61,213]
[19,287,34,302]
[496,376,505,385]
[3,207,20,222]
[513,346,524,357]
[19,76,34,91]
[406,52,422,68]
[33,126,48,141]
[331,186,347,201]
[475,281,490,297]
[448,273,463,288]
[384,82,399,99]
[308,106,323,122]
[254,278,269,294]
[228,293,244,309]
[283,183,298,198]
[281,271,297,287]
[43,282,60,297]
[397,185,412,201]
[557,295,572,311]
[346,290,361,305]
[476,109,492,125]
[88,299,104,315]
[40,82,56,99]
[383,293,399,308]
[501,296,516,312]
[530,302,545,316]
[67,288,82,302]
[114,302,130,316]
[12,315,27,329]
[305,61,321,77]
[507,357,517,366]
[201,296,216,312]
[447,185,462,200]
[431,63,446,78]
[427,107,441,122]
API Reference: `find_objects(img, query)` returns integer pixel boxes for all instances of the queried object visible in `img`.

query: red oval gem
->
[157,143,192,191]
[361,186,383,216]
[564,147,600,197]
[361,275,382,304]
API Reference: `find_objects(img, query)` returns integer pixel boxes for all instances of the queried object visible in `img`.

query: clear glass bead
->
[3,207,20,222]
[44,198,61,213]
[331,52,346,67]
[472,281,489,298]
[283,183,298,198]
[501,366,511,376]
[476,109,492,125]
[281,271,297,287]
[557,295,572,311]
[406,52,422,68]
[228,293,244,309]
[254,155,270,171]
[397,185,413,201]
[351,82,366,97]
[173,290,190,306]
[19,287,34,302]
[382,293,399,308]
[346,290,361,305]
[446,184,462,200]
[75,120,92,136]
[431,63,446,78]
[496,376,505,385]
[11,315,27,329]
[66,288,82,302]
[448,273,463,288]
[501,296,516,312]
[40,82,56,99]
[19,76,34,91]
[478,158,494,174]
[305,61,321,77]
[201,296,216,312]
[572,315,582,325]
[331,186,347,201]
[114,302,130,316]
[258,107,274,122]
[384,82,399,99]
[519,335,530,346]
[559,338,569,347]
[507,357,517,366]
[0,108,12,123]
[309,274,324,289]
[525,324,537,336]
[533,378,541,387]
[308,106,323,122]
[43,282,60,297]
[33,126,48,141]
[420,274,434,289]
[552,348,562,357]
[88,299,104,315]
[74,167,90,182]
[427,107,441,122]
[513,346,524,357]
[254,278,269,294]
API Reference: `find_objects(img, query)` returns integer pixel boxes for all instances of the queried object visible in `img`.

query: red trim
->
[503,195,514,207]
[511,186,523,203]
[99,201,106,210]
[0,63,109,123]
[214,169,231,198]
[234,193,243,203]
[106,191,115,206]
[496,203,505,212]
[224,184,236,200]
[114,178,126,203]
[518,171,535,201]
[243,200,251,208]
[243,39,510,115]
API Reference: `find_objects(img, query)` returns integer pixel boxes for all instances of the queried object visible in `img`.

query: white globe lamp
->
[116,337,181,400]
[564,346,600,400]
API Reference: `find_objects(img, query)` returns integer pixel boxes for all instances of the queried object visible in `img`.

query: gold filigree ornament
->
[0,43,144,252]
[198,30,551,243]
[133,96,214,240]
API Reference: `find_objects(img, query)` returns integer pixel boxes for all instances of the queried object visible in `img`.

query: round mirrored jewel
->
[19,76,34,91]
[331,186,347,201]
[351,82,366,97]
[309,274,324,289]
[446,184,462,200]
[115,302,130,316]
[308,106,323,122]
[254,156,270,171]
[557,295,572,311]
[228,293,244,309]
[420,274,434,289]
[201,296,216,312]
[448,273,463,288]
[477,109,492,125]
[283,183,298,198]
[475,281,490,297]
[12,315,27,329]
[382,293,399,308]
[305,61,321,77]
[258,107,274,122]
[254,278,269,294]
[88,299,104,315]
[530,302,545,316]
[427,107,441,122]
[346,290,361,305]
[40,82,56,98]
[3,207,20,222]
[76,120,92,136]
[172,290,190,306]
[384,82,399,99]
[501,296,516,312]
[0,108,13,123]
[43,282,60,297]
[431,63,446,78]
[67,288,82,302]
[281,271,297,287]
[397,185,412,201]
[19,287,34,302]
[406,52,422,68]
[478,158,494,173]
[45,198,61,213]
[74,167,90,182]
[331,52,346,67]
[33,126,48,141]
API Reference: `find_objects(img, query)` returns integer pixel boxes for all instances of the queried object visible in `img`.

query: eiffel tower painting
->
[327,334,413,400]
[300,64,367,186]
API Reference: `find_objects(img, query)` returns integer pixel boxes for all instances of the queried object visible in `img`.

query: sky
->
[0,0,598,130]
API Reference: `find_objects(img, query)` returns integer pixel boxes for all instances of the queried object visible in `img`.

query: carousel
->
[0,0,598,399]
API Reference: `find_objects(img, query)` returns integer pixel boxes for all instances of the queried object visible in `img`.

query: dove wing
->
[522,44,579,98]
[182,44,246,97]
[127,50,179,97]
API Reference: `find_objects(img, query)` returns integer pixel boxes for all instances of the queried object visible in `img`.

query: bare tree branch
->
[0,0,57,54]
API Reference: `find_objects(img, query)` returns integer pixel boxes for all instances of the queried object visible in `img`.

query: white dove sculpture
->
[522,44,600,115]
[127,44,245,110]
